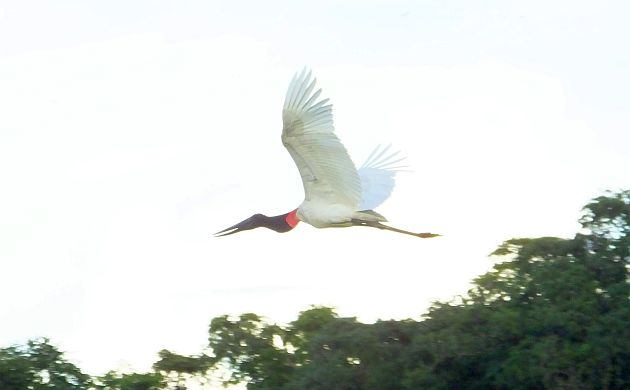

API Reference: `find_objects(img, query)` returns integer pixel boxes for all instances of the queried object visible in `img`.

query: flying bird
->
[215,69,439,239]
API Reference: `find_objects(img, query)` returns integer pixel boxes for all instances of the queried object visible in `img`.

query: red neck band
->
[285,209,300,228]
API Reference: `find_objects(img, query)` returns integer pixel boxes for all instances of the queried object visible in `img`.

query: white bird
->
[215,69,439,238]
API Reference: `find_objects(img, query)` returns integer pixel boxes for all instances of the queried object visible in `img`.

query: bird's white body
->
[296,201,357,228]
[282,69,404,228]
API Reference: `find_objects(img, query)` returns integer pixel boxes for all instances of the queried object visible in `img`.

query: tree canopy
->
[0,338,91,390]
[2,190,629,389]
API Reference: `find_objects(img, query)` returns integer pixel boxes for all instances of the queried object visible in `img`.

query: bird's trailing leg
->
[351,219,440,239]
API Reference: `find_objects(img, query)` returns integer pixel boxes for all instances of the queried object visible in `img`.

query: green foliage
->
[207,313,292,388]
[153,350,211,375]
[289,318,419,390]
[287,306,338,357]
[0,346,34,390]
[401,190,630,389]
[97,371,166,390]
[190,191,630,389]
[0,338,92,390]
[152,349,212,389]
[3,191,629,389]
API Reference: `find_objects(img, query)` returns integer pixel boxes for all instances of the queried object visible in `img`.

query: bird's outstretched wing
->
[282,69,361,208]
[358,144,406,210]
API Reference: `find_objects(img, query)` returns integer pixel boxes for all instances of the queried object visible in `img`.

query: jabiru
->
[215,69,439,239]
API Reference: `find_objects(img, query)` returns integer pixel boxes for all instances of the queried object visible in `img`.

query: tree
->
[288,318,418,390]
[152,349,212,389]
[188,191,630,389]
[0,338,92,390]
[97,371,166,390]
[206,312,294,389]
[5,191,628,389]
[403,190,630,389]
[155,306,344,389]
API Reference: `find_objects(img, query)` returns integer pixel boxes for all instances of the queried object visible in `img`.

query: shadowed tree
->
[97,371,166,390]
[403,191,630,389]
[0,338,91,390]
[207,313,293,389]
[7,191,620,389]
[152,349,212,389]
[192,191,630,389]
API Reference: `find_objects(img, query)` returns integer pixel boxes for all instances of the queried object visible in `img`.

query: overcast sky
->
[2,0,629,380]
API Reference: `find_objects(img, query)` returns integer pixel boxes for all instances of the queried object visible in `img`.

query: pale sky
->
[1,0,629,380]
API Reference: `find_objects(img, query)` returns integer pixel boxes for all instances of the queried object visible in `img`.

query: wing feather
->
[282,69,361,208]
[358,145,406,210]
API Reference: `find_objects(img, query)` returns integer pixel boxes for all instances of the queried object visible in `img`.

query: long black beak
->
[214,221,248,237]
[214,215,260,237]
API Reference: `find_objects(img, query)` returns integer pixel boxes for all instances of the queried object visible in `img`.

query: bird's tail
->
[351,219,440,239]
